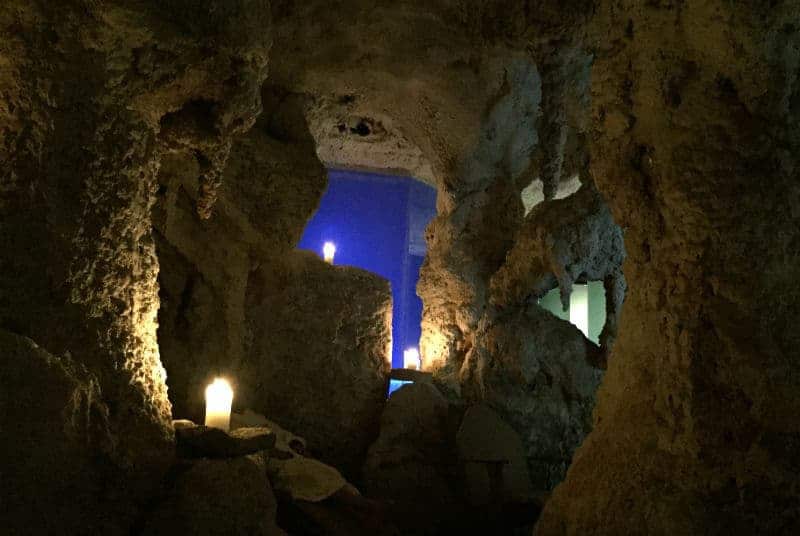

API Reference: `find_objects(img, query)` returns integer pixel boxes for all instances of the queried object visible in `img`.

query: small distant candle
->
[323,241,336,264]
[205,378,233,432]
[404,348,421,371]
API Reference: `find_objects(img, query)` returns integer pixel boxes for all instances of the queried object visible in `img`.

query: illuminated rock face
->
[0,1,271,531]
[154,88,327,425]
[536,2,800,533]
[2,1,798,533]
[154,88,393,475]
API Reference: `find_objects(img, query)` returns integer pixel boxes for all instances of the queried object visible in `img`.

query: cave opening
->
[298,168,437,369]
[537,281,606,344]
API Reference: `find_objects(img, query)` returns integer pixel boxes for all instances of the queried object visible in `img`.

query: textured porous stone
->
[244,251,392,473]
[0,2,271,531]
[490,182,626,363]
[155,88,327,424]
[363,382,464,533]
[456,404,534,505]
[306,97,436,185]
[144,454,282,536]
[464,306,602,491]
[175,423,276,459]
[536,2,800,534]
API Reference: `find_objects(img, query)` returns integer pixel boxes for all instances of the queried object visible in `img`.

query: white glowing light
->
[204,378,233,432]
[404,347,421,371]
[569,284,590,339]
[323,242,336,264]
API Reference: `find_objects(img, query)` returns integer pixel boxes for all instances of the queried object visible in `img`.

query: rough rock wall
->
[464,306,602,490]
[536,2,800,534]
[417,55,540,376]
[154,88,327,424]
[244,252,392,475]
[0,1,271,532]
[155,88,392,475]
[490,183,627,365]
[267,3,612,494]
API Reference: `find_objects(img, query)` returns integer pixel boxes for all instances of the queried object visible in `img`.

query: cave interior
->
[1,1,799,535]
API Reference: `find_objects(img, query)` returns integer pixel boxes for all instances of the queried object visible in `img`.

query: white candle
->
[404,348,421,371]
[323,241,336,264]
[204,378,233,431]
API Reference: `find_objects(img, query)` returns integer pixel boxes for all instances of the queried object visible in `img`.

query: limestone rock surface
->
[244,251,392,474]
[0,1,272,531]
[466,306,602,490]
[0,329,122,535]
[154,89,327,424]
[536,2,800,533]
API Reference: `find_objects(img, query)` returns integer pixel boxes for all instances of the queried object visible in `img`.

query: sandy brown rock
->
[154,88,327,424]
[0,1,271,531]
[536,2,800,534]
[268,456,348,503]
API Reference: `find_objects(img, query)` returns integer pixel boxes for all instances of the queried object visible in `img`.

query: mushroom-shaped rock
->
[456,404,534,505]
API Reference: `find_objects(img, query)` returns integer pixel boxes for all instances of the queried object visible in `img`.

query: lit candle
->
[204,378,233,431]
[404,348,421,370]
[323,242,336,264]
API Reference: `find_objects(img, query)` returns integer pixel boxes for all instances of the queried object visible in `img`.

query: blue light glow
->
[388,379,414,397]
[298,169,437,368]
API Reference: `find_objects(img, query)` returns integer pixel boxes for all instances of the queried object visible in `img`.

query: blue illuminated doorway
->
[298,169,437,368]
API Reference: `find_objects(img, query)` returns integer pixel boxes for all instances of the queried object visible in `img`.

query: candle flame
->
[206,377,233,401]
[205,378,233,431]
[323,241,336,263]
[403,347,421,370]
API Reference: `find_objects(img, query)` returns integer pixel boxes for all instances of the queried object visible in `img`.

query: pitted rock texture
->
[462,306,602,491]
[154,88,326,424]
[306,97,436,185]
[244,251,392,475]
[536,2,800,534]
[268,4,595,380]
[490,182,626,363]
[0,1,271,532]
